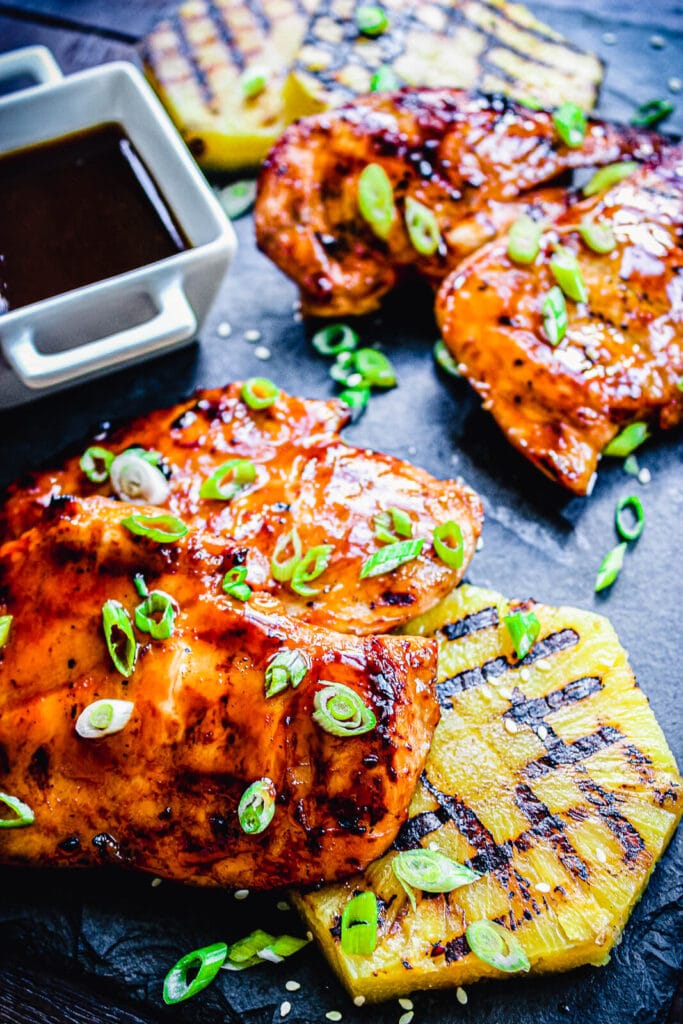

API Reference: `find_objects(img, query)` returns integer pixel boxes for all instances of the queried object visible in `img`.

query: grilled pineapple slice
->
[292,584,682,1002]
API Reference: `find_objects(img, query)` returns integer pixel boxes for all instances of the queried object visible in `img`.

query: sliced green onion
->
[163,942,227,1005]
[677,376,683,392]
[330,351,357,386]
[222,567,252,602]
[135,590,176,640]
[466,920,530,973]
[360,538,424,579]
[504,609,540,660]
[110,451,170,505]
[122,514,188,545]
[623,454,640,477]
[199,459,256,501]
[595,542,627,592]
[355,4,389,36]
[433,521,464,569]
[123,447,163,466]
[265,648,309,698]
[312,323,359,357]
[0,614,12,649]
[507,214,542,265]
[238,777,276,834]
[242,377,280,410]
[373,507,413,544]
[217,179,257,220]
[341,891,378,956]
[133,573,148,598]
[517,95,544,110]
[370,64,399,91]
[631,98,674,127]
[223,930,309,971]
[241,67,267,99]
[615,495,644,543]
[358,163,395,240]
[583,161,638,198]
[552,102,587,148]
[603,422,650,457]
[354,348,396,388]
[313,683,376,737]
[291,544,334,596]
[75,699,135,739]
[392,849,480,911]
[550,246,588,303]
[80,446,114,483]
[270,528,303,582]
[579,218,616,254]
[541,286,568,346]
[404,196,442,256]
[433,338,461,377]
[0,792,34,829]
[102,599,137,677]
[338,386,370,420]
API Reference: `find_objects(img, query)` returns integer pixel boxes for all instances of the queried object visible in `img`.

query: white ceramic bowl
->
[0,46,237,407]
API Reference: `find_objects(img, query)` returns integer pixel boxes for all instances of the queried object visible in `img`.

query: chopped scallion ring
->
[433,521,464,569]
[241,67,267,99]
[358,163,396,240]
[370,64,399,91]
[360,538,424,579]
[631,98,674,127]
[552,102,587,148]
[341,891,378,956]
[615,495,644,543]
[238,777,277,834]
[121,513,188,544]
[404,196,442,256]
[264,648,309,698]
[163,942,228,1005]
[135,590,177,640]
[504,609,540,660]
[373,507,413,544]
[270,528,303,582]
[466,920,530,974]
[222,930,309,971]
[110,451,170,505]
[354,348,396,388]
[223,567,252,602]
[102,599,137,677]
[595,542,627,592]
[507,214,542,264]
[355,4,389,36]
[0,614,13,649]
[133,573,148,598]
[392,849,480,911]
[242,377,280,410]
[603,422,650,457]
[329,351,357,386]
[313,683,376,737]
[80,446,114,483]
[583,161,638,197]
[217,179,257,220]
[338,386,370,420]
[541,285,568,346]
[433,338,461,377]
[199,459,256,501]
[75,699,135,739]
[291,544,334,596]
[579,218,616,254]
[550,246,588,303]
[312,323,359,357]
[0,791,34,829]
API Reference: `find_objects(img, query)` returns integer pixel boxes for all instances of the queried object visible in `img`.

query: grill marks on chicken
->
[0,497,439,888]
[255,89,663,316]
[0,383,482,635]
[436,151,683,493]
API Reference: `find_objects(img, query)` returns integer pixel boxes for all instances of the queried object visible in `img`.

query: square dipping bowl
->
[0,46,237,408]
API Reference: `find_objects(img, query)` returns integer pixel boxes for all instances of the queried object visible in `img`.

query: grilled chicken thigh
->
[0,496,439,888]
[1,383,482,634]
[436,150,683,493]
[255,89,663,316]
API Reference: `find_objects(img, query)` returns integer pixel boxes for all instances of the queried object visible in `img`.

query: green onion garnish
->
[373,507,413,544]
[241,67,267,99]
[330,351,357,386]
[504,609,540,660]
[133,573,148,598]
[223,930,309,970]
[631,98,674,127]
[552,102,587,148]
[270,528,303,582]
[135,590,176,640]
[404,197,442,256]
[110,451,170,505]
[603,422,650,457]
[121,512,188,544]
[615,495,644,543]
[392,849,480,911]
[313,683,377,737]
[242,377,280,410]
[291,544,334,596]
[102,599,137,677]
[222,567,252,602]
[578,218,616,255]
[0,614,12,649]
[163,942,228,1005]
[312,323,359,357]
[583,161,638,197]
[466,920,531,973]
[433,521,464,569]
[541,286,568,346]
[354,348,397,388]
[217,179,257,220]
[199,459,256,501]
[238,777,277,834]
[370,64,399,91]
[123,446,163,466]
[433,338,461,377]
[507,214,542,265]
[358,163,396,240]
[360,538,424,579]
[550,246,588,303]
[595,542,627,592]
[355,4,389,36]
[80,446,114,483]
[338,386,370,420]
[265,648,309,698]
[341,891,378,956]
[0,792,34,829]
[623,454,640,477]
[677,376,683,392]
[75,699,135,739]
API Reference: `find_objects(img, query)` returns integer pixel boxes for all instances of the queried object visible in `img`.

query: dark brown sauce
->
[0,122,190,312]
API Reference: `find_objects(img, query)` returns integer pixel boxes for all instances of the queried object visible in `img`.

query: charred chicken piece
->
[0,496,439,889]
[436,151,683,494]
[255,89,663,316]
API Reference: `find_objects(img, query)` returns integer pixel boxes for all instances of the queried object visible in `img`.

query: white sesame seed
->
[306,931,313,941]
[428,840,439,850]
[456,986,468,1005]
[601,31,616,45]
[399,1013,414,1024]
[498,687,513,700]
[408,445,417,456]
[535,881,551,893]
[254,345,271,360]
[292,300,301,310]
[150,877,162,888]
[649,34,665,48]
[346,372,364,388]
[353,996,366,1007]
[325,1012,342,1022]
[668,77,682,93]
[234,888,250,900]
[277,900,290,911]
[505,718,518,734]
[280,1001,292,1018]
[244,329,262,342]
[398,998,414,1010]
[596,848,607,863]
[285,980,300,992]
[520,668,530,682]
[537,725,548,741]
[216,321,232,338]
[475,537,484,551]
[638,468,651,485]
[293,311,303,322]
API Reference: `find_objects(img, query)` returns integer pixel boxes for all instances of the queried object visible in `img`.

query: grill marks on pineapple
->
[576,780,647,864]
[440,604,499,641]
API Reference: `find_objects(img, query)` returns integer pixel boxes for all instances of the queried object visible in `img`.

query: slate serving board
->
[0,2,681,1022]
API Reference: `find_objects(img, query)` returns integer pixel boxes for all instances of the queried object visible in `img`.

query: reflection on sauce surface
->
[0,122,189,312]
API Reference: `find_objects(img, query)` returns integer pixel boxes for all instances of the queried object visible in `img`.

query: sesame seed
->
[535,881,551,893]
[277,900,290,911]
[456,986,468,1005]
[293,311,303,322]
[601,31,616,45]
[306,931,313,941]
[353,996,366,1007]
[498,687,513,700]
[150,877,162,888]
[520,668,530,682]
[292,300,301,310]
[398,998,414,1010]
[475,537,484,551]
[280,1001,292,1018]
[596,848,607,863]
[408,445,417,456]
[638,468,651,485]
[234,888,249,900]
[428,840,439,850]
[505,718,518,734]
[399,1013,414,1024]
[649,34,665,48]
[216,321,232,338]
[244,329,262,342]
[285,980,300,992]
[254,345,271,360]
[668,77,682,93]
[346,372,363,388]
[538,725,548,741]
[325,1012,342,1021]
